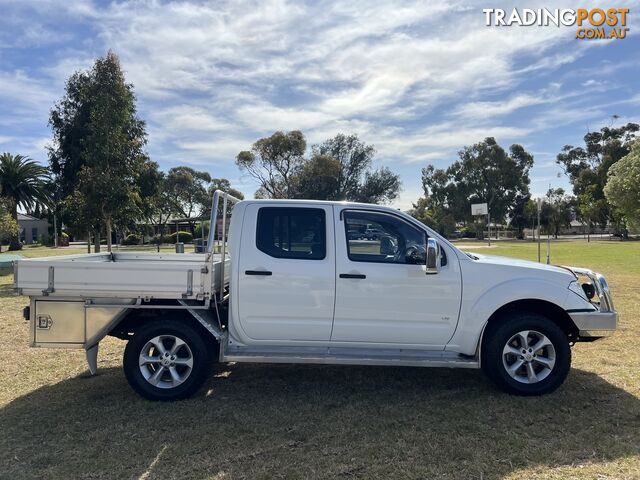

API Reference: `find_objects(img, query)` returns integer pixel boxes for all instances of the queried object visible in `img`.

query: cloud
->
[452,94,548,121]
[0,70,57,109]
[1,0,638,204]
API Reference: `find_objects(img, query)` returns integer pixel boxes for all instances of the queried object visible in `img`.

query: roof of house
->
[17,213,42,221]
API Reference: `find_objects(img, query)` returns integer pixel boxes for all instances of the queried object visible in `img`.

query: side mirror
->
[425,238,441,274]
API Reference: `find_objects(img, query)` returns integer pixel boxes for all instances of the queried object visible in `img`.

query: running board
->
[222,346,479,369]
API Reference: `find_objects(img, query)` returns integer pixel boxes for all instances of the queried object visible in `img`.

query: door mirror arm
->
[425,238,441,274]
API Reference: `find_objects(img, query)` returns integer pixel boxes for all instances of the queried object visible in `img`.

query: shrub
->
[194,221,210,240]
[169,231,193,243]
[122,233,142,245]
[58,232,70,247]
[460,226,477,239]
[38,233,54,246]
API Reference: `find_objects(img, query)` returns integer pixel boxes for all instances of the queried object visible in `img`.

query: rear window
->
[256,207,326,260]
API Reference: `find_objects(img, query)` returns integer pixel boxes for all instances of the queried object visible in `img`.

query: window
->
[344,210,427,265]
[256,207,326,260]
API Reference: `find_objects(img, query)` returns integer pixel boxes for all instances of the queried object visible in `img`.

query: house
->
[18,213,49,244]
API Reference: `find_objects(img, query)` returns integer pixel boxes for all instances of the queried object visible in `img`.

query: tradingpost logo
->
[483,8,630,39]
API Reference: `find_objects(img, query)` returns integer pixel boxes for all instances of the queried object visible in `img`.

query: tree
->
[541,188,574,238]
[145,172,176,242]
[523,199,540,237]
[0,199,20,253]
[577,185,606,241]
[49,51,160,252]
[300,134,400,203]
[309,133,399,202]
[351,167,401,204]
[237,131,401,203]
[0,153,51,250]
[557,122,638,230]
[236,130,306,198]
[408,197,435,229]
[420,138,533,233]
[604,139,640,232]
[208,178,244,202]
[165,166,211,234]
[292,154,341,201]
[508,193,533,239]
[206,178,245,224]
[409,192,458,237]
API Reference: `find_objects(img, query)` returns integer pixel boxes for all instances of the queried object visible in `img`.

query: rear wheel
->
[481,312,571,395]
[123,319,214,401]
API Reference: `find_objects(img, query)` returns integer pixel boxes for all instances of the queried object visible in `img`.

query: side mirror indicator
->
[426,238,441,275]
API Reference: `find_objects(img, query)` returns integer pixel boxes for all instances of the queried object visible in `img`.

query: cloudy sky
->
[1,0,638,208]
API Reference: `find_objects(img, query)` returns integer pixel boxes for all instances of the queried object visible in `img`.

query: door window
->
[343,210,426,264]
[256,207,326,260]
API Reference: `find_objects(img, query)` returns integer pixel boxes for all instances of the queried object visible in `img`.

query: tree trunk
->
[94,229,101,253]
[87,233,91,253]
[106,218,112,252]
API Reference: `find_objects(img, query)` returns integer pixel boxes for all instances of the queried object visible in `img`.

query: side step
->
[222,346,479,369]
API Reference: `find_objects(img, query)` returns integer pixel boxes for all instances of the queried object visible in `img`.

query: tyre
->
[123,319,215,401]
[481,312,571,396]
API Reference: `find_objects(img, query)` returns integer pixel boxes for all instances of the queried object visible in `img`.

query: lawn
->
[0,240,639,479]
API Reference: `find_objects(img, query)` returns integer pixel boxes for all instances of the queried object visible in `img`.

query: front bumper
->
[565,267,617,339]
[569,310,618,338]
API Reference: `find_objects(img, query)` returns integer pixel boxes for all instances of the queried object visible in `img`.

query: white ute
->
[14,191,618,400]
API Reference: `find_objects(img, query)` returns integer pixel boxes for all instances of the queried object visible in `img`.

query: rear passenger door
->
[237,203,335,342]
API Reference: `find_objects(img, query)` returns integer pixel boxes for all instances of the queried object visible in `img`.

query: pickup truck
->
[14,191,617,400]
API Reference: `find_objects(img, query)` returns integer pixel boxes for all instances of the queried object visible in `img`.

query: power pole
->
[537,198,542,263]
[53,214,58,248]
[546,184,552,264]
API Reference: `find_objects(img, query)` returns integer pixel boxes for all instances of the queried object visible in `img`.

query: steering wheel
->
[404,245,421,264]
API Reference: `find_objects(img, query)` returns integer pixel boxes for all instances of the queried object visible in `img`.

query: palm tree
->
[0,153,51,250]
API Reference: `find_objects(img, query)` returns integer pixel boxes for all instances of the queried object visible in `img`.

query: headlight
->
[568,280,588,301]
[565,266,614,312]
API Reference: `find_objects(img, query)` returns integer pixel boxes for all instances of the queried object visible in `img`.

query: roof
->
[17,213,44,221]
[240,198,403,212]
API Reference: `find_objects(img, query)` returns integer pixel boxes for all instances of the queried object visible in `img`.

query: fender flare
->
[447,277,575,356]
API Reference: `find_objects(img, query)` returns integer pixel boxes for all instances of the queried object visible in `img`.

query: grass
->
[0,240,639,479]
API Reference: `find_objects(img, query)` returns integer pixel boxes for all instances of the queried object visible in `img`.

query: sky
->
[0,0,639,210]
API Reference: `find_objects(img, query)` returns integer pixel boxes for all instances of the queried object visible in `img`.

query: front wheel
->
[123,319,214,401]
[481,312,571,395]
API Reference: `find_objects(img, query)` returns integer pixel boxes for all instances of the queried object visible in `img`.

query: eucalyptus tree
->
[49,51,160,252]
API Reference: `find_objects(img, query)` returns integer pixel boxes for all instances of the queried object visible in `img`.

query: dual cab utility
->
[14,191,617,400]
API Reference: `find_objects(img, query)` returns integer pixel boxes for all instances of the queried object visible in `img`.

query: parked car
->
[348,229,364,240]
[14,192,617,400]
[364,228,385,240]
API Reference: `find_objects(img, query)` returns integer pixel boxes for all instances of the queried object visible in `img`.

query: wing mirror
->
[425,238,441,275]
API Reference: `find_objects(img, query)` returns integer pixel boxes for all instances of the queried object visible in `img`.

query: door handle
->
[245,270,272,276]
[339,273,366,279]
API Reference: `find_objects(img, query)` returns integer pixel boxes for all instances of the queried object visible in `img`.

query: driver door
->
[331,207,462,348]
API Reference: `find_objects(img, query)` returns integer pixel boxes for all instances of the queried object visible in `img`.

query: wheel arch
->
[108,308,220,344]
[480,299,579,357]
